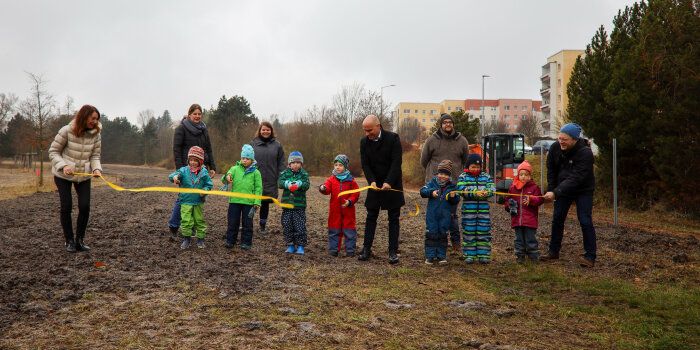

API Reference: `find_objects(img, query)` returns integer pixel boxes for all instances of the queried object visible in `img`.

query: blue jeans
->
[227,203,254,246]
[329,229,357,253]
[514,226,539,258]
[168,196,181,228]
[549,194,597,261]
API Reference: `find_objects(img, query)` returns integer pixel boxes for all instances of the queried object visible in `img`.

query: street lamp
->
[481,75,490,141]
[380,84,396,121]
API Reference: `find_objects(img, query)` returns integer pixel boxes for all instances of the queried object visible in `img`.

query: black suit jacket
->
[360,128,405,210]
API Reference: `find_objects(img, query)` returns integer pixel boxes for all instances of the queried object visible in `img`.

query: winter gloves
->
[508,198,519,217]
[284,180,301,192]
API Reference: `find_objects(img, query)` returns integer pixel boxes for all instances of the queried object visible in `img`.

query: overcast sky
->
[1,0,636,125]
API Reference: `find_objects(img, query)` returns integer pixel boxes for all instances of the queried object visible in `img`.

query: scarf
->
[332,170,352,182]
[435,177,449,187]
[182,118,206,136]
[513,178,528,190]
[258,134,272,143]
[244,161,258,175]
[188,165,203,184]
[466,170,481,178]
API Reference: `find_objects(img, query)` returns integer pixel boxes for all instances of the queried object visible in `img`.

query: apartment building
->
[395,98,542,134]
[540,49,584,138]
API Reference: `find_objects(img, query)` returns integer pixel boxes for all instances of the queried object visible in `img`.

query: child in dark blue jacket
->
[420,160,461,265]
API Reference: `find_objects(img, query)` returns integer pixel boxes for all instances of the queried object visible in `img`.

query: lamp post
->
[481,75,490,141]
[380,84,396,122]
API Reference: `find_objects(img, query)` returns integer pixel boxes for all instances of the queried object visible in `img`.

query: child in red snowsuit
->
[319,154,360,257]
[504,161,544,263]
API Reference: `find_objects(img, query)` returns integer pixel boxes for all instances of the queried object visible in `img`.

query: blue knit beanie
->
[334,154,349,168]
[560,123,581,139]
[466,153,482,168]
[288,150,303,164]
[241,144,255,160]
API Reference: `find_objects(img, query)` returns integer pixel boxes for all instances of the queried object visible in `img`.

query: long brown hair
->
[183,104,202,120]
[73,105,100,137]
[255,121,277,138]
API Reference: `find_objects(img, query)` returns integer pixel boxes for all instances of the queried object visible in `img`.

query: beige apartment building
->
[394,98,541,135]
[540,49,584,138]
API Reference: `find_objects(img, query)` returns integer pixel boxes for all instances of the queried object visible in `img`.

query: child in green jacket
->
[277,151,310,255]
[222,144,263,249]
[169,146,213,249]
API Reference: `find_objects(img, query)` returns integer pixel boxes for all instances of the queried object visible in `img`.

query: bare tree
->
[397,118,424,145]
[0,92,18,129]
[137,109,155,129]
[331,82,365,129]
[517,114,541,143]
[62,95,75,116]
[484,120,507,134]
[20,73,55,186]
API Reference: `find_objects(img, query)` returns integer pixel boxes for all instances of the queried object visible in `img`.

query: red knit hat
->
[188,146,205,164]
[517,160,532,175]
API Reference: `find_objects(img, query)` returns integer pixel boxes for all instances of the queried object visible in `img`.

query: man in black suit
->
[358,115,405,264]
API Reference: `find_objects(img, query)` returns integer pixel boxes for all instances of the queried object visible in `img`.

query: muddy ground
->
[0,164,697,348]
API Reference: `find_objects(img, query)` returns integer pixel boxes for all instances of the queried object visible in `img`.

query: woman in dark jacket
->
[250,121,285,234]
[168,104,216,240]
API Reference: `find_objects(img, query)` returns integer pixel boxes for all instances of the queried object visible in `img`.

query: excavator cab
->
[475,133,526,203]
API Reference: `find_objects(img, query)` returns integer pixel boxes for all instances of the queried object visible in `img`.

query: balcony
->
[540,74,550,82]
[540,87,550,96]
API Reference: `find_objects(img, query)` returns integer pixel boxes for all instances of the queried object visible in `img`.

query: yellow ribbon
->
[74,173,294,209]
[338,186,420,217]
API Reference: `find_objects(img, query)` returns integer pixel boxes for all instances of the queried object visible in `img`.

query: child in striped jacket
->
[457,153,495,264]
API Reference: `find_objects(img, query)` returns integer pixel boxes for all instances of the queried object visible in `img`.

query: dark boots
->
[169,227,179,241]
[76,236,91,251]
[388,250,399,265]
[358,246,372,261]
[66,239,77,253]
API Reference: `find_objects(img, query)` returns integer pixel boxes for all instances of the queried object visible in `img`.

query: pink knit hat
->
[188,146,205,164]
[517,160,532,175]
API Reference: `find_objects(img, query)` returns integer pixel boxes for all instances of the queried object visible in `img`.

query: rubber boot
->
[169,226,179,241]
[296,246,305,255]
[285,245,296,254]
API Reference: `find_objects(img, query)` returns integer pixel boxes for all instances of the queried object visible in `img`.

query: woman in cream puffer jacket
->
[48,104,103,253]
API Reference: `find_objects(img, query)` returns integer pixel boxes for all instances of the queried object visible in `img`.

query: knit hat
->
[465,153,482,168]
[241,144,255,160]
[188,146,205,164]
[437,159,452,176]
[517,160,532,175]
[560,123,581,139]
[334,154,349,168]
[288,150,303,164]
[439,113,454,125]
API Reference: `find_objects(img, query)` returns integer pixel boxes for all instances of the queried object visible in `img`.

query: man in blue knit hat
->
[542,123,597,268]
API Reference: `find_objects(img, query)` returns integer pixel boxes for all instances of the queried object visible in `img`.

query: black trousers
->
[259,199,271,225]
[55,176,91,242]
[363,207,400,253]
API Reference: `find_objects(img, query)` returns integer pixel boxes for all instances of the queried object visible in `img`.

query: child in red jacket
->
[505,161,544,264]
[319,154,360,257]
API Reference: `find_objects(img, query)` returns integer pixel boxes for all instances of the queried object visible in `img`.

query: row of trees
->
[567,0,699,213]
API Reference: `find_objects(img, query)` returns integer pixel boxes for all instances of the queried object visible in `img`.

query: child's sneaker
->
[285,245,296,254]
[296,246,305,255]
[197,238,205,249]
[438,259,448,265]
[516,255,525,264]
[241,244,250,250]
[180,237,191,249]
[479,257,490,264]
[425,258,434,265]
[464,257,475,264]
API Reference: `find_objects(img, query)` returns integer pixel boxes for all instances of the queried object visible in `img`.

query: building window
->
[456,107,463,111]
[430,110,437,115]
[422,119,426,123]
[469,106,474,111]
[505,106,510,110]
[431,119,436,123]
[403,109,410,114]
[415,109,418,113]
[491,116,496,121]
[479,106,484,110]
[422,110,426,114]
[504,115,510,120]
[448,107,452,111]
[532,107,536,112]
[522,115,527,120]
[522,106,527,111]
[403,118,409,123]
[491,107,497,111]
[558,63,561,72]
